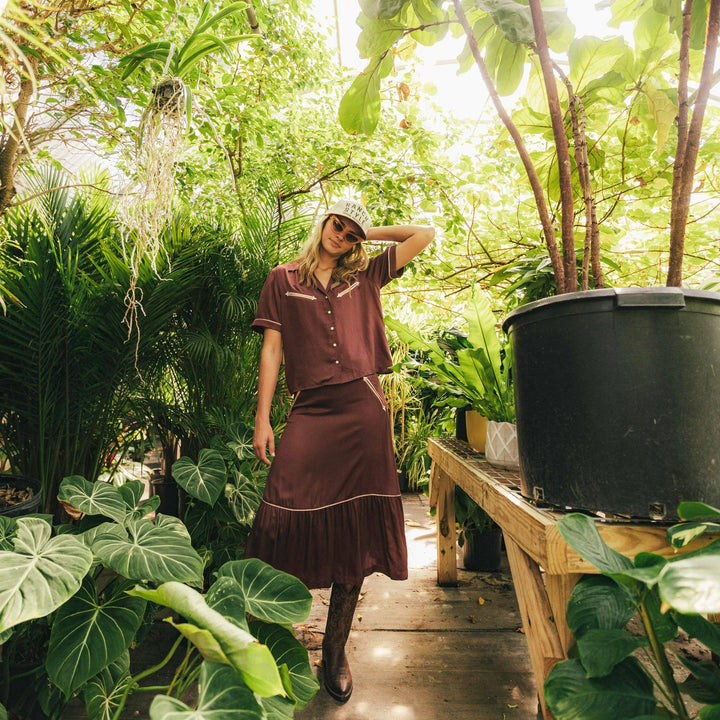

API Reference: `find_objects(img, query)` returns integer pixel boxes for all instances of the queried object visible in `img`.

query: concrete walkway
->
[296,493,538,720]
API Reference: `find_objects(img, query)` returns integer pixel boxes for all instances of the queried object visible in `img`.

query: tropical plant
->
[0,468,317,719]
[387,291,514,422]
[342,0,720,292]
[544,503,720,720]
[0,167,178,513]
[172,422,267,580]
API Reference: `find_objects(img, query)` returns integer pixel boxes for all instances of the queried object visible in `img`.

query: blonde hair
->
[295,216,369,288]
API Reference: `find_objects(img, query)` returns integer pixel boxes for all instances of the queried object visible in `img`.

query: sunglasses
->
[329,215,363,245]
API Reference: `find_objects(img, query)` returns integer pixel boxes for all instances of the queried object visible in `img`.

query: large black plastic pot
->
[503,287,720,520]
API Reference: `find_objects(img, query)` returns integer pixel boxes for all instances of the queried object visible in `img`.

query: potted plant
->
[344,0,720,519]
[455,486,504,572]
[387,291,516,468]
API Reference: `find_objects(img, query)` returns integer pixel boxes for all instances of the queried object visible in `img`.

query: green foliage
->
[387,292,514,421]
[545,505,720,719]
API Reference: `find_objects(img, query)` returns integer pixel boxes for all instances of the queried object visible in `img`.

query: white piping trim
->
[285,291,316,300]
[337,281,360,298]
[363,376,387,411]
[261,493,402,512]
[290,390,302,410]
[257,318,281,326]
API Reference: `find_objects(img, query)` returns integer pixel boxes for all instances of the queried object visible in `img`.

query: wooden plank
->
[428,460,439,507]
[434,466,458,586]
[545,573,583,655]
[429,438,552,567]
[505,536,565,720]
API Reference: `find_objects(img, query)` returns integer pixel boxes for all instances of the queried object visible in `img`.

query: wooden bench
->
[427,436,703,720]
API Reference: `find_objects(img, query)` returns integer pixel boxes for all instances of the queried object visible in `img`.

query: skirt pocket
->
[362,375,387,412]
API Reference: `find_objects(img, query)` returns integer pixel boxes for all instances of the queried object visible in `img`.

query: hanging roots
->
[118,96,185,362]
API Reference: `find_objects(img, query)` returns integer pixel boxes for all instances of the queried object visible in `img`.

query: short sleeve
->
[365,244,405,288]
[252,268,283,334]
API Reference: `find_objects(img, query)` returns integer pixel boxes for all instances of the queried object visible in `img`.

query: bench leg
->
[504,536,566,720]
[430,463,457,586]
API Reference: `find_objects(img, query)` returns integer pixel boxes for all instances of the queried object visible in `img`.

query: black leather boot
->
[322,582,361,702]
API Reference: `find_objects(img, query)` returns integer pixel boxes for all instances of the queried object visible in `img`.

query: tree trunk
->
[0,57,37,215]
[667,0,720,286]
[528,0,577,294]
[452,0,565,294]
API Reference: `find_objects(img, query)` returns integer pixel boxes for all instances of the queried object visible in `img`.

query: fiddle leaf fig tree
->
[341,0,720,292]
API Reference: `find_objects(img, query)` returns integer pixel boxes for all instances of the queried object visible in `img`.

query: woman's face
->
[320,214,364,260]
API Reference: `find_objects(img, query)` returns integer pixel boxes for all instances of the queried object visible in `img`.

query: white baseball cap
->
[324,199,372,238]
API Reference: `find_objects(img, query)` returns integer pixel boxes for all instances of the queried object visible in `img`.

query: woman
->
[247,199,434,703]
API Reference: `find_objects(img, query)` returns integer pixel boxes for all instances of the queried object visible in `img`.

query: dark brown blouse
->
[252,244,404,393]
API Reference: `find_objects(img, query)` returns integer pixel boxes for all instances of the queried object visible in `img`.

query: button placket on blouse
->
[321,292,341,366]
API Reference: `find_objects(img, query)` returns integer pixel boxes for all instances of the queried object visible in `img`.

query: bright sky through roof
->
[313,0,615,120]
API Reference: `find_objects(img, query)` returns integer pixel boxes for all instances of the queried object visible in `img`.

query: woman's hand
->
[253,417,275,466]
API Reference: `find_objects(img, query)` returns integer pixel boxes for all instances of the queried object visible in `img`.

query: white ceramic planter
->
[485,421,519,471]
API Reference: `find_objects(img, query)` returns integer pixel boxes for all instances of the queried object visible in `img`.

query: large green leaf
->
[359,0,408,20]
[46,577,146,696]
[674,611,720,655]
[338,53,393,136]
[556,514,633,574]
[83,652,131,720]
[117,480,144,509]
[0,518,93,632]
[91,518,203,586]
[57,476,128,523]
[544,657,656,720]
[250,620,319,709]
[659,554,720,614]
[357,14,405,58]
[699,705,720,720]
[678,502,720,520]
[205,576,250,631]
[225,468,262,524]
[576,628,648,678]
[217,559,312,624]
[0,517,17,550]
[566,575,636,637]
[149,662,264,719]
[128,582,284,698]
[678,656,720,705]
[173,450,227,507]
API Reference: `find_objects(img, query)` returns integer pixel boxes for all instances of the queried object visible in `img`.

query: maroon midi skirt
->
[244,374,408,589]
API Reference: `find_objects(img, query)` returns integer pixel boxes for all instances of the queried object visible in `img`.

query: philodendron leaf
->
[659,553,720,614]
[557,513,633,574]
[117,480,144,509]
[0,517,17,550]
[149,662,264,719]
[566,575,636,637]
[250,620,319,709]
[92,518,204,586]
[173,450,227,506]
[217,559,312,624]
[576,628,649,678]
[205,576,250,631]
[0,518,93,632]
[57,476,128,523]
[128,582,284,698]
[126,495,162,522]
[544,657,655,720]
[83,652,131,720]
[46,577,146,696]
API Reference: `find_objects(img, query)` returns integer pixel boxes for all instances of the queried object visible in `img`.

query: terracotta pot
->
[465,410,488,453]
